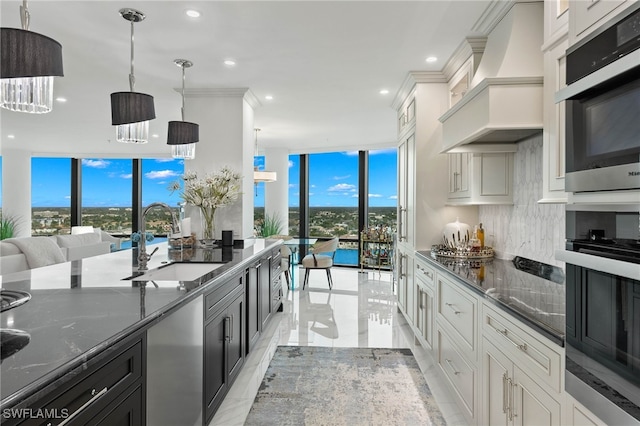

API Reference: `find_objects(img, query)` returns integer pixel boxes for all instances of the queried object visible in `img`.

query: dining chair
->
[269,234,292,289]
[300,237,339,290]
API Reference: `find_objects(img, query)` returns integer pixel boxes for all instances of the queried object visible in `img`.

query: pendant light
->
[110,8,155,144]
[167,59,199,159]
[0,0,64,113]
[253,128,277,183]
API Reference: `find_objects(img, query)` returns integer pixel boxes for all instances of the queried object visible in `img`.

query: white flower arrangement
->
[169,166,242,241]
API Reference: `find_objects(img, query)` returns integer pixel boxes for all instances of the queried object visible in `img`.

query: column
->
[182,88,260,240]
[264,147,290,234]
[1,149,31,237]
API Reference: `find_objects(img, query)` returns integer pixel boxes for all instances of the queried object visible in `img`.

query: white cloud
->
[288,160,294,168]
[288,183,297,188]
[389,195,398,199]
[145,170,180,179]
[82,159,110,168]
[369,193,383,198]
[351,194,358,198]
[333,174,351,180]
[328,183,356,192]
[155,158,175,163]
[369,148,397,155]
[120,174,133,179]
[64,195,71,199]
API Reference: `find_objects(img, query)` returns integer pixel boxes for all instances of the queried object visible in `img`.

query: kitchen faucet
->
[138,202,181,271]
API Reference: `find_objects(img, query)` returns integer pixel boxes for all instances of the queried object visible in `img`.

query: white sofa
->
[0,231,112,275]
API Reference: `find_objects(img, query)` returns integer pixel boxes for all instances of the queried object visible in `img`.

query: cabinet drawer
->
[20,339,143,426]
[205,272,244,319]
[437,275,477,354]
[483,305,562,393]
[438,328,476,418]
[415,260,435,287]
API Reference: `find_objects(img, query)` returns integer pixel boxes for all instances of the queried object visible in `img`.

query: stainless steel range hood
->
[440,2,544,153]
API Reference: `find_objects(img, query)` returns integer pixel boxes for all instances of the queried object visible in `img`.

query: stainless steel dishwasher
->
[146,295,203,426]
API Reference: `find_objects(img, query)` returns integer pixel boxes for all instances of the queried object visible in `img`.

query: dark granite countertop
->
[0,239,281,409]
[415,251,565,346]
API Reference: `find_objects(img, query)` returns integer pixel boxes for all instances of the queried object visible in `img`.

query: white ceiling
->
[0,0,493,158]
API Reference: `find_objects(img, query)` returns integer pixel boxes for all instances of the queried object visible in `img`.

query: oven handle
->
[555,249,639,281]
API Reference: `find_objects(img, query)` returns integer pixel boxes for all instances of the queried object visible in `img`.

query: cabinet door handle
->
[230,314,234,342]
[444,358,460,375]
[453,172,459,191]
[494,326,528,352]
[502,373,509,415]
[445,302,461,315]
[224,317,231,342]
[58,387,108,426]
[509,377,517,421]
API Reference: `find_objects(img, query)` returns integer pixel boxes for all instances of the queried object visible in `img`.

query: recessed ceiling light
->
[7,134,15,139]
[265,95,273,100]
[152,134,159,138]
[224,60,236,66]
[426,56,438,63]
[379,89,389,95]
[185,9,201,18]
[56,97,67,103]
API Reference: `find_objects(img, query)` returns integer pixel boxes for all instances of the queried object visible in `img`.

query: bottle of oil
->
[477,223,485,248]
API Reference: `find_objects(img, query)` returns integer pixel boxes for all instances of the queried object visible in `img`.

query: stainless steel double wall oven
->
[559,4,640,424]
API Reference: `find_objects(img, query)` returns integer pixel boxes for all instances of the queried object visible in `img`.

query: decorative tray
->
[431,244,494,259]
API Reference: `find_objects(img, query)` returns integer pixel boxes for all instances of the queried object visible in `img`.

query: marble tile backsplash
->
[479,134,565,267]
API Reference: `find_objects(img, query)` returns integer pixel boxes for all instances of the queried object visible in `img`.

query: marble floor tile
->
[209,267,465,425]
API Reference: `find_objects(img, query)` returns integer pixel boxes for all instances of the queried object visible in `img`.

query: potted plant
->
[0,215,19,240]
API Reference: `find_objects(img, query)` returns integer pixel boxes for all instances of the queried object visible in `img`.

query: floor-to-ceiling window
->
[284,148,398,267]
[308,151,359,265]
[31,158,72,235]
[81,158,134,236]
[141,158,184,235]
[367,148,397,229]
[288,155,300,236]
[253,155,266,235]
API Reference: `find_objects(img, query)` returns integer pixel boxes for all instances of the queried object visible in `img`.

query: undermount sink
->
[130,263,225,282]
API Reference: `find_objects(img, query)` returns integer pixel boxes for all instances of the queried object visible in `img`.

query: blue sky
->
[1,150,397,208]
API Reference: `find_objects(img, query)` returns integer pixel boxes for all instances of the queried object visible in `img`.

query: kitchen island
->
[0,238,283,425]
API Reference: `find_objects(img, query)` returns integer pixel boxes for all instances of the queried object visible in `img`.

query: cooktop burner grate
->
[0,289,31,312]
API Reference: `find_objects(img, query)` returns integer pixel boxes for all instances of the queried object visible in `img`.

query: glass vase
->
[199,207,216,247]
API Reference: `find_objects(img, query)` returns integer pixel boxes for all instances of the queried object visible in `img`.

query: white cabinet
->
[483,337,562,426]
[541,32,569,203]
[415,260,435,350]
[398,133,415,247]
[435,271,480,424]
[448,152,471,199]
[396,248,414,324]
[569,0,632,44]
[447,152,514,205]
[482,304,563,426]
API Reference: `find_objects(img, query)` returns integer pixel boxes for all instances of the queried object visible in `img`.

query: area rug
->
[244,346,446,426]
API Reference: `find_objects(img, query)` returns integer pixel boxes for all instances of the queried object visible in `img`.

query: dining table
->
[283,238,317,290]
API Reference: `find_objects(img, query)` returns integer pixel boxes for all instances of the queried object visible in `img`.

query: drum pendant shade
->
[111,92,156,125]
[167,121,199,145]
[1,28,63,78]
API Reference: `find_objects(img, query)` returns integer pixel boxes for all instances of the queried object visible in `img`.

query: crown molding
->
[471,0,521,34]
[182,88,262,108]
[441,36,487,81]
[391,71,446,110]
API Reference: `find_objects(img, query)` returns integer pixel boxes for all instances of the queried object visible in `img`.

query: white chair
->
[269,234,292,289]
[300,237,339,290]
